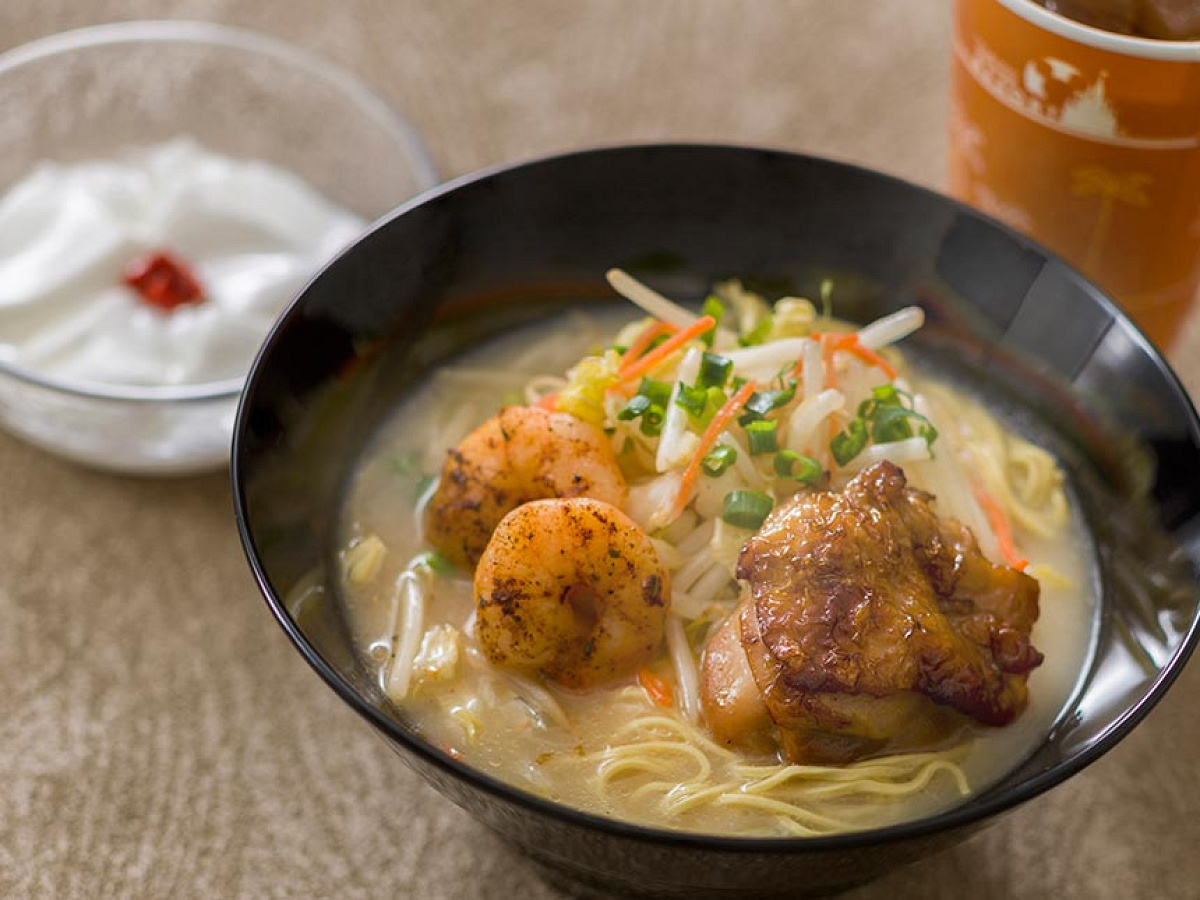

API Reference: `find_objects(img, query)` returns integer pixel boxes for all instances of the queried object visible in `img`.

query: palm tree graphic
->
[1070,165,1152,272]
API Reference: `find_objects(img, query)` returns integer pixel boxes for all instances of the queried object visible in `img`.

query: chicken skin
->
[701,461,1043,765]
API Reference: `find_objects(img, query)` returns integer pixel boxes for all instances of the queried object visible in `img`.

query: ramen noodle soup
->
[332,271,1096,837]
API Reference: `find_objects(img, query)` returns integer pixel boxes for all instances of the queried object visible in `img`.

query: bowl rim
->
[232,141,1200,853]
[0,18,438,404]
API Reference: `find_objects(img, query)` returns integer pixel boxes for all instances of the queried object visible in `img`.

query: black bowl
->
[232,145,1200,898]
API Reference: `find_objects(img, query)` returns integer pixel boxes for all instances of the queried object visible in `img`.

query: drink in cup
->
[949,0,1200,350]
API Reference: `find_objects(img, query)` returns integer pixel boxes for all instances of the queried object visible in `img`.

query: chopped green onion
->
[738,316,773,347]
[617,394,665,435]
[745,419,779,455]
[638,377,672,407]
[831,417,869,465]
[722,490,774,530]
[701,444,737,477]
[617,394,652,421]
[852,384,939,451]
[698,352,733,390]
[700,387,728,428]
[673,384,708,418]
[701,295,725,347]
[872,383,899,403]
[774,449,823,484]
[872,405,917,443]
[640,403,665,436]
[730,375,748,393]
[744,383,796,418]
[415,549,456,575]
[773,362,795,389]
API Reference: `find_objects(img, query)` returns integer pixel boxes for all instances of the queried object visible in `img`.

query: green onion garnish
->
[697,352,733,390]
[700,387,728,428]
[673,384,708,418]
[416,549,456,575]
[722,490,774,530]
[872,406,916,443]
[637,377,672,407]
[854,384,939,450]
[744,383,796,418]
[700,295,725,347]
[616,394,665,435]
[873,383,899,403]
[831,417,869,465]
[701,444,737,477]
[738,317,773,347]
[745,419,779,455]
[617,394,652,421]
[639,403,665,437]
[774,449,823,484]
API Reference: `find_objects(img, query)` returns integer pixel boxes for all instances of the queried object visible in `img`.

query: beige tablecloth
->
[2,2,1198,898]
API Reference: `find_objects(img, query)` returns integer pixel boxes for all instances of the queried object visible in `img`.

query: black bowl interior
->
[232,145,1200,897]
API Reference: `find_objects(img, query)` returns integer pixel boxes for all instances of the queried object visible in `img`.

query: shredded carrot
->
[617,315,716,385]
[638,668,674,707]
[800,332,898,386]
[843,339,897,380]
[818,333,853,390]
[535,392,559,410]
[670,378,758,520]
[619,320,677,372]
[974,486,1028,571]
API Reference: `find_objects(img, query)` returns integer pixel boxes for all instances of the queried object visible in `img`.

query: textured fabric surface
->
[1,2,1198,898]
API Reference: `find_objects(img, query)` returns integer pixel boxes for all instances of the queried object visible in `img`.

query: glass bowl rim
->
[0,18,438,405]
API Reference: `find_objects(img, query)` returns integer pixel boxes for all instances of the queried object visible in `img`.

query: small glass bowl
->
[0,20,436,475]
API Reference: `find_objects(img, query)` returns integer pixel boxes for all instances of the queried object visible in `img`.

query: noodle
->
[566,689,970,836]
[924,383,1069,538]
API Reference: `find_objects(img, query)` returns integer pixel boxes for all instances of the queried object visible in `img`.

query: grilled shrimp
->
[474,497,670,689]
[425,406,628,568]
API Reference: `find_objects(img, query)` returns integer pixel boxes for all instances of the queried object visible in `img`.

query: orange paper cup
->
[950,0,1200,350]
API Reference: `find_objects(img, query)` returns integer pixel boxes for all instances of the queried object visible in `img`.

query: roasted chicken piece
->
[701,461,1043,765]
